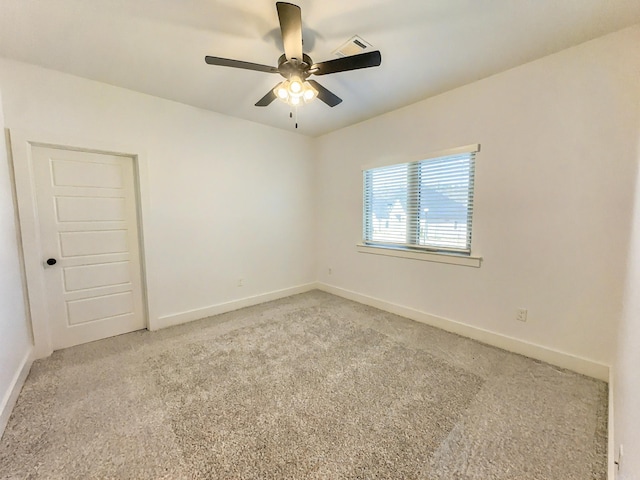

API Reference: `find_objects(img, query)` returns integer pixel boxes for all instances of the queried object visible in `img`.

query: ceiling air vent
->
[332,35,373,58]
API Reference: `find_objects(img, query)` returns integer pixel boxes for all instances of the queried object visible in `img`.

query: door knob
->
[46,258,57,266]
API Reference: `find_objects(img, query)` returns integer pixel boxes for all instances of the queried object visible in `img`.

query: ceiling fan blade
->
[311,50,382,76]
[255,86,281,107]
[276,2,303,61]
[205,56,278,73]
[307,80,342,107]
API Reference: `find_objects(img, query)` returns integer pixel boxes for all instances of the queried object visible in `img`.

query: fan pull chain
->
[288,108,299,129]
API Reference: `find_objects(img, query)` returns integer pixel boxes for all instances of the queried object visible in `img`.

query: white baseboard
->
[0,348,33,440]
[153,281,609,381]
[608,370,615,480]
[317,282,609,381]
[153,283,318,330]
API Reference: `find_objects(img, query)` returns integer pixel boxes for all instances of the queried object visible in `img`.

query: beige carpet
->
[0,291,607,479]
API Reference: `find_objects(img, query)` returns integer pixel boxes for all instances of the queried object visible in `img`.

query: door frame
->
[9,129,153,359]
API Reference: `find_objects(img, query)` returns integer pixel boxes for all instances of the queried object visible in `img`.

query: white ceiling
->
[1,0,639,137]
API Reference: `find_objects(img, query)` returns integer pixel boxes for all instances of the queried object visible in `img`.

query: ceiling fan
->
[204,2,382,109]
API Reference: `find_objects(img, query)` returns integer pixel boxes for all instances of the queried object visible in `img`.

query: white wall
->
[0,86,32,431]
[613,103,640,478]
[0,21,639,470]
[315,26,640,367]
[0,58,316,334]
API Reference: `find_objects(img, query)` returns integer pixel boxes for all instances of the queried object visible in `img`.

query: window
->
[363,145,478,255]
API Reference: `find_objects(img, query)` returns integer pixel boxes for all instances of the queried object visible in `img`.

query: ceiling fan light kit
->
[204,1,382,124]
[274,77,318,106]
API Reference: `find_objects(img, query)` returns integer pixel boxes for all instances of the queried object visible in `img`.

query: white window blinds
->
[363,146,478,254]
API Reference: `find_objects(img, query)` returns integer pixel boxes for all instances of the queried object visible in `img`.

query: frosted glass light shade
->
[303,82,318,102]
[275,82,289,99]
[289,76,303,94]
[273,78,317,106]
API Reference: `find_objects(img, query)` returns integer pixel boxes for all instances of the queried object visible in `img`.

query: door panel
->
[63,262,131,291]
[51,159,124,188]
[67,292,134,326]
[55,196,126,222]
[59,230,129,256]
[32,146,145,350]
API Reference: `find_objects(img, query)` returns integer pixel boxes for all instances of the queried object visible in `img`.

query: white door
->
[32,146,146,350]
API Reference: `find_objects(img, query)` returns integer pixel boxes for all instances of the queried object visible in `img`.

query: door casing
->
[9,129,153,359]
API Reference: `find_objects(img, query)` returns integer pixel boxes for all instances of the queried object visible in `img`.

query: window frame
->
[360,144,482,267]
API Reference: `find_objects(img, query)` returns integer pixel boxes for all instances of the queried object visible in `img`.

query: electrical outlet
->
[516,308,527,322]
[237,278,244,287]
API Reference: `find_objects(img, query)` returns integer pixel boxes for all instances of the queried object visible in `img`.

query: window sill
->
[356,244,482,268]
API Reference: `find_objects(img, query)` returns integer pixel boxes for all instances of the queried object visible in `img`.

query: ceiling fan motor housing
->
[277,53,313,80]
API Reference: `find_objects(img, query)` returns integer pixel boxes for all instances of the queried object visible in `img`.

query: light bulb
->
[302,82,318,103]
[276,86,288,100]
[289,95,301,106]
[274,81,290,101]
[289,76,303,94]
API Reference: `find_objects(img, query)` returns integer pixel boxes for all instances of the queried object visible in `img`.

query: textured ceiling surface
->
[1,0,639,137]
